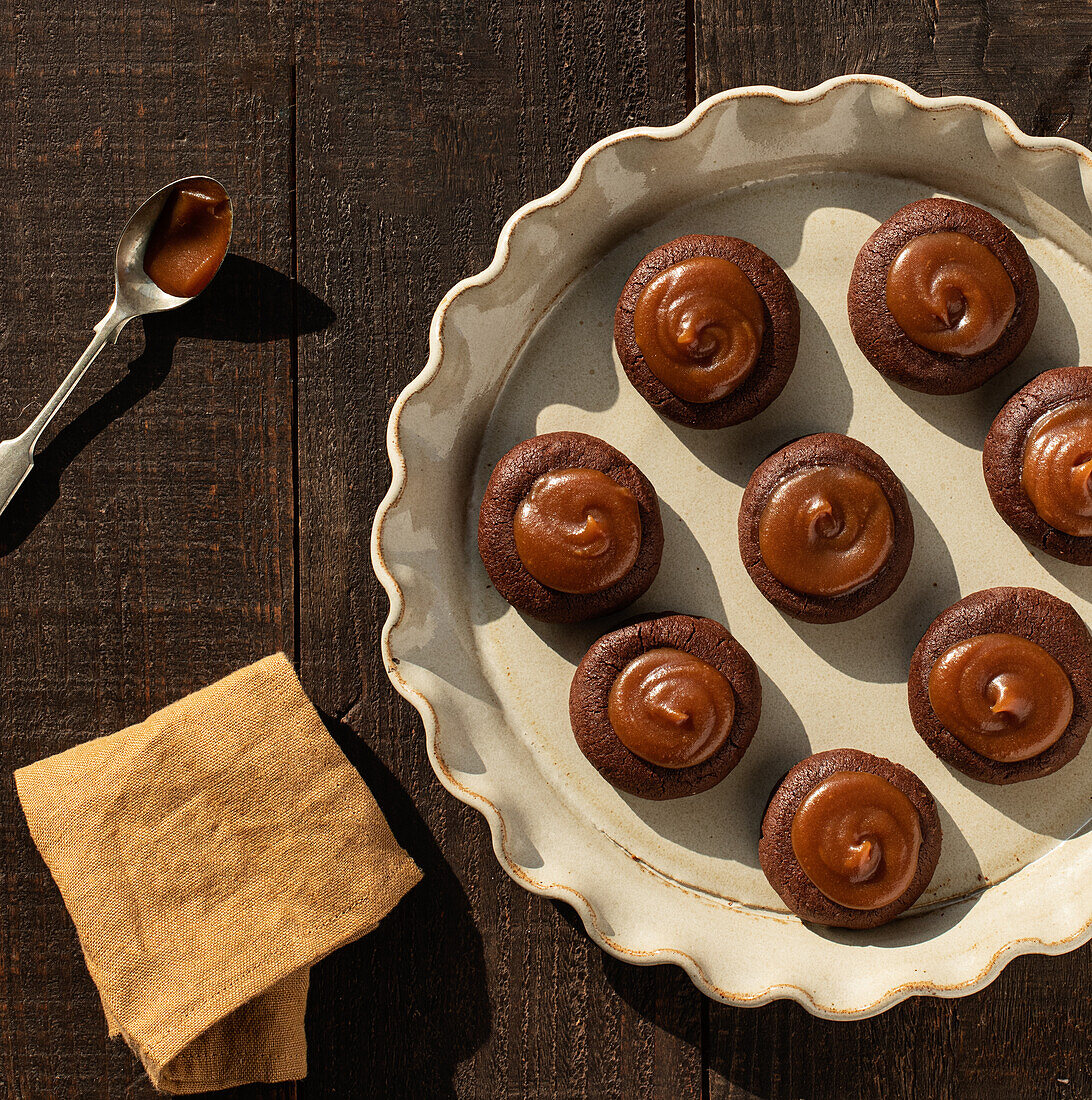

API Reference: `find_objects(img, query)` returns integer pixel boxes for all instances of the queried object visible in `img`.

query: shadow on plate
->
[941,753,1092,841]
[1033,543,1092,603]
[485,300,624,451]
[517,613,606,672]
[646,497,731,626]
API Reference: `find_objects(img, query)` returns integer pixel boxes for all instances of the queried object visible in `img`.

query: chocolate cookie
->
[737,433,914,623]
[569,613,761,799]
[983,366,1092,564]
[848,198,1038,394]
[478,432,663,623]
[759,748,942,929]
[614,234,800,429]
[908,586,1092,784]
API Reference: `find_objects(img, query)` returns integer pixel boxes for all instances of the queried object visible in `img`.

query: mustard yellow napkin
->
[14,653,421,1093]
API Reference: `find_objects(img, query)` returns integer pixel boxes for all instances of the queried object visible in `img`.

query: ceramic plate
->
[372,75,1092,1018]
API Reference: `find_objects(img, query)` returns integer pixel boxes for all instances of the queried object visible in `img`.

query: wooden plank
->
[292,1,699,1096]
[0,3,298,1097]
[696,0,1092,144]
[695,3,1092,1098]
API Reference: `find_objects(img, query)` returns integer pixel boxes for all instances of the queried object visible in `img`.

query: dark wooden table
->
[1,2,1090,1097]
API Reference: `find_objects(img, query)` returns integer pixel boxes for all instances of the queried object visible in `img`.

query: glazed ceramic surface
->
[372,75,1092,1018]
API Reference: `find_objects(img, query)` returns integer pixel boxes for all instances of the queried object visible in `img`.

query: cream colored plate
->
[372,76,1092,1018]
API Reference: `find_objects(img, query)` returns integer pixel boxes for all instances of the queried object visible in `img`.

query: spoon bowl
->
[114,174,234,319]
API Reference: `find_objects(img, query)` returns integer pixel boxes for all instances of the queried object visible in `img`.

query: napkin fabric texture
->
[15,653,421,1093]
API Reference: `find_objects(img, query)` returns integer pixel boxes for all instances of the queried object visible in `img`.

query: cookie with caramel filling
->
[569,614,761,799]
[614,234,800,428]
[759,748,942,929]
[908,586,1092,783]
[848,197,1038,394]
[984,366,1092,564]
[477,432,663,623]
[737,433,914,623]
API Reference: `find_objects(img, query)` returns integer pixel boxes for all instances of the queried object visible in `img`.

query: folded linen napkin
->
[14,653,421,1093]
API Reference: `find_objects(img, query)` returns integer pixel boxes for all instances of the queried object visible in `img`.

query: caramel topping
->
[632,256,766,403]
[791,771,922,911]
[885,231,1016,356]
[512,468,641,595]
[608,647,734,769]
[757,465,895,597]
[1021,399,1092,537]
[144,180,232,298]
[928,633,1073,762]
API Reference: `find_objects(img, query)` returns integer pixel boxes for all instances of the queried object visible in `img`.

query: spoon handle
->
[0,300,132,518]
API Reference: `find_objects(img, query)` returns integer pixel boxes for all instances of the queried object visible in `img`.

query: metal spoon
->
[0,174,232,518]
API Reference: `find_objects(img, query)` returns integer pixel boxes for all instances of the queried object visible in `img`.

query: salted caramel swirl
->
[632,256,766,403]
[791,771,922,911]
[513,468,642,594]
[928,633,1073,762]
[886,231,1016,356]
[757,465,895,597]
[608,647,734,769]
[1021,399,1092,536]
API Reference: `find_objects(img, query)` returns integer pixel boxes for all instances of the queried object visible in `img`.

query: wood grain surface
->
[0,1,1088,1097]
